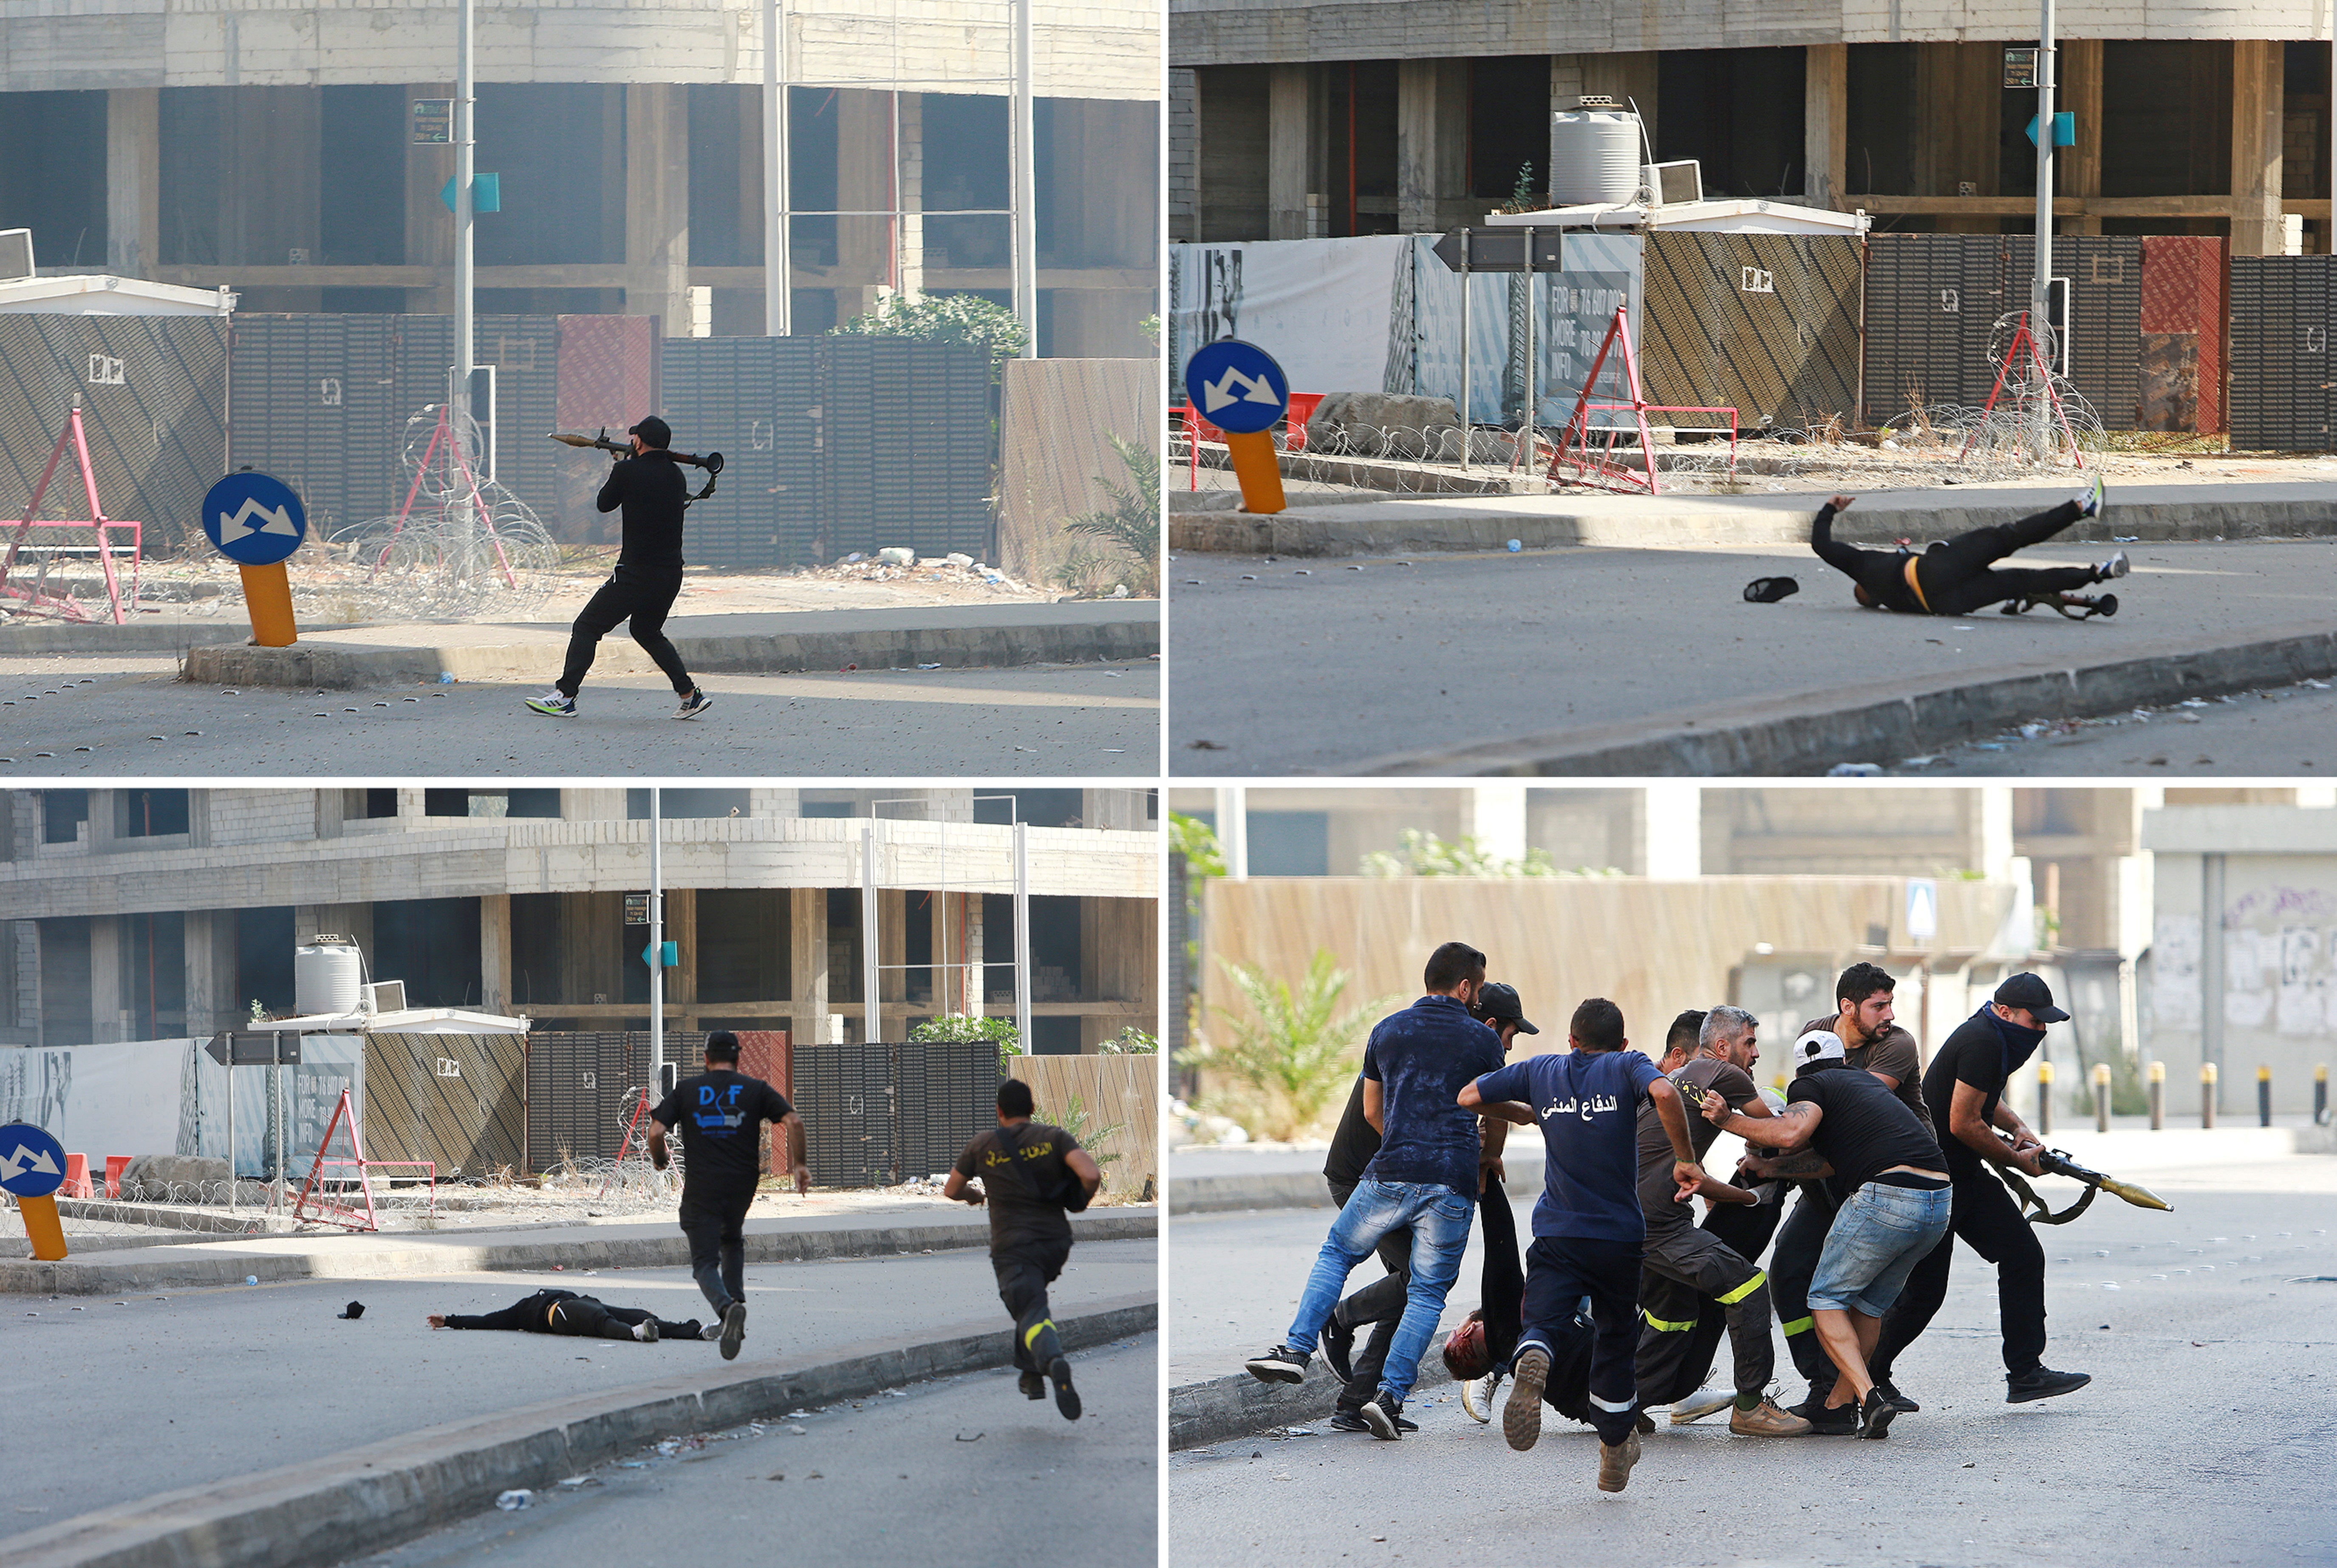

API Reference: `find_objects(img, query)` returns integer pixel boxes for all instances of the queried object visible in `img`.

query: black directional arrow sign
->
[204,1032,303,1067]
[1431,228,1568,273]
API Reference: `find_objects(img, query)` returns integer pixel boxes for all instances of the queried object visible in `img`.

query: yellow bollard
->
[2092,1061,2112,1132]
[2201,1061,2218,1129]
[238,562,298,647]
[17,1192,66,1260]
[2037,1059,2054,1136]
[1224,429,1287,515]
[2148,1059,2165,1129]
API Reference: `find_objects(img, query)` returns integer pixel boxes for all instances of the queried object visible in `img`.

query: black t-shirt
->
[955,1121,1083,1252]
[1786,1066,1944,1191]
[653,1070,792,1196]
[1322,1075,1380,1190]
[597,451,690,568]
[1633,1056,1761,1215]
[1923,1007,2046,1175]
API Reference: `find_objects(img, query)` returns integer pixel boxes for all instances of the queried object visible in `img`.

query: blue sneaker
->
[524,690,575,717]
[2077,471,2105,518]
[673,686,713,720]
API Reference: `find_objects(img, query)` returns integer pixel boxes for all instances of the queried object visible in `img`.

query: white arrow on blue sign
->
[1183,340,1290,435]
[0,1121,67,1199]
[201,472,308,566]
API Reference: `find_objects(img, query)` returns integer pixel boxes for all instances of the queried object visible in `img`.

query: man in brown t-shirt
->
[1756,962,1931,1427]
[1629,1005,1811,1437]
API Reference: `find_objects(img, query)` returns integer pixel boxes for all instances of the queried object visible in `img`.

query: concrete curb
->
[0,1209,1157,1296]
[1354,627,2337,776]
[0,622,252,656]
[180,617,1160,690]
[0,1294,1157,1568]
[1166,1173,1332,1215]
[1170,1361,1461,1451]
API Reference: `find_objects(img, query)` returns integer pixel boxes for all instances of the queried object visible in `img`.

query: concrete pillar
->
[90,915,124,1044]
[1269,64,1326,240]
[965,893,986,1020]
[223,87,321,305]
[315,788,347,841]
[897,93,924,297]
[2231,39,2286,257]
[1805,43,1848,209]
[878,888,908,1041]
[1079,896,1156,1052]
[1464,786,1529,867]
[1642,784,1702,880]
[836,89,895,323]
[1580,51,1658,137]
[1171,67,1200,243]
[1915,44,2000,232]
[479,893,512,1016]
[11,921,40,1046]
[1397,59,1470,234]
[665,887,697,1007]
[626,82,692,333]
[789,887,829,1043]
[1081,790,1147,831]
[558,893,621,1007]
[1978,786,2017,881]
[106,88,160,278]
[2063,39,2105,235]
[182,911,234,1039]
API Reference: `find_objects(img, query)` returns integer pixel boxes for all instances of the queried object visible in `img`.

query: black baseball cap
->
[628,415,672,448]
[1473,982,1539,1034]
[1994,972,2069,1024]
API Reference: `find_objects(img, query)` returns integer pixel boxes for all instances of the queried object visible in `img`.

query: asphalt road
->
[1919,679,2337,775]
[1168,1177,2337,1568]
[1165,537,2337,776]
[0,1237,1153,1529]
[0,655,1157,775]
[336,1334,1158,1568]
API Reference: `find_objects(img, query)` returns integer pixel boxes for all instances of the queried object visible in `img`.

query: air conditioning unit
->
[0,229,32,281]
[1646,161,1703,206]
[362,980,407,1014]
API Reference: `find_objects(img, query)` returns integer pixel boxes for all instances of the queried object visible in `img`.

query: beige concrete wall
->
[1007,1052,1159,1198]
[997,357,1160,583]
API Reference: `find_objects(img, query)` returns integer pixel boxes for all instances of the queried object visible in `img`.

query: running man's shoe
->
[673,686,713,720]
[1503,1344,1550,1452]
[1358,1392,1404,1441]
[2095,550,2129,582]
[700,1323,724,1342]
[718,1300,747,1361]
[2005,1366,2090,1402]
[632,1319,659,1343]
[1596,1429,1643,1492]
[1318,1315,1355,1385]
[1460,1368,1506,1424]
[1047,1355,1081,1421]
[1730,1397,1814,1437]
[1019,1370,1047,1401]
[1670,1387,1735,1425]
[1244,1345,1310,1384]
[524,690,576,717]
[2078,471,2106,518]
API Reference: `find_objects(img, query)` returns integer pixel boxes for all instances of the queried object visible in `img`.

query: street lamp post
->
[2031,0,2056,457]
[763,0,791,336]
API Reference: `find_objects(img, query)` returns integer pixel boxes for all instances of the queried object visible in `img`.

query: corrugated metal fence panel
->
[795,1042,894,1189]
[1641,232,1863,431]
[658,336,823,568]
[1997,236,2142,432]
[2228,256,2335,451]
[523,1030,649,1171]
[0,314,226,554]
[816,337,994,563]
[1859,235,1983,425]
[361,1032,526,1177]
[474,314,561,524]
[893,1039,1000,1181]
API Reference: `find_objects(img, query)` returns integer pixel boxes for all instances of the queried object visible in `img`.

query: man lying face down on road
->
[425,1287,703,1344]
[1808,479,2127,620]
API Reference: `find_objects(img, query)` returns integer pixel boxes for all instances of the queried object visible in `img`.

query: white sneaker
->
[1460,1370,1505,1424]
[524,689,575,717]
[1671,1387,1737,1425]
[2078,471,2106,518]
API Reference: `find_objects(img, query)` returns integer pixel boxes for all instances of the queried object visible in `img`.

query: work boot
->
[1047,1355,1081,1421]
[1596,1429,1643,1493]
[1670,1387,1735,1425]
[1729,1397,1813,1437]
[1503,1345,1550,1452]
[1019,1370,1047,1401]
[1635,1410,1656,1435]
[2006,1366,2091,1402]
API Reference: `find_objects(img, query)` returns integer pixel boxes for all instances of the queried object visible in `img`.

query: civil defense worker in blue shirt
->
[1458,996,1706,1494]
[1244,942,1506,1440]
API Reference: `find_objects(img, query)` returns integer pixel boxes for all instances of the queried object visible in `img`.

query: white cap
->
[1793,1029,1848,1073]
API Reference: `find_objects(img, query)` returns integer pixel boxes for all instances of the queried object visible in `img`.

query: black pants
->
[1635,1183,1788,1406]
[1325,1177,1415,1410]
[679,1185,757,1317]
[1520,1234,1643,1447]
[993,1237,1073,1374]
[1917,500,2098,617]
[1871,1163,2049,1380]
[447,1288,700,1342]
[558,564,693,696]
[1771,1184,1842,1396]
[1475,1175,1525,1370]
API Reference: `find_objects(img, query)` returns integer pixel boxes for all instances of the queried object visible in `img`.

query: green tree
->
[832,292,1029,375]
[1174,949,1395,1142]
[910,1012,1023,1069]
[1360,828,1617,879]
[1062,433,1161,595]
[1097,1026,1157,1055]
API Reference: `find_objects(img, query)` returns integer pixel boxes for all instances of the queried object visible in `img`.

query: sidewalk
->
[0,1203,1156,1294]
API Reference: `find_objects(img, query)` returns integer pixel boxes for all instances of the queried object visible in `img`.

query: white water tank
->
[296,938,364,1017]
[1550,99,1644,206]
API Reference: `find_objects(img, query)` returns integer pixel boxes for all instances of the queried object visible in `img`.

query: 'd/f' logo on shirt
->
[693,1084,747,1136]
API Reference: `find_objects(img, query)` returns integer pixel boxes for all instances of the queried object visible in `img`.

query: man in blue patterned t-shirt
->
[1242,940,1505,1441]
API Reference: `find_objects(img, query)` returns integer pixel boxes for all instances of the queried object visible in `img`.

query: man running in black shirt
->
[527,414,712,720]
[1809,481,2125,619]
[427,1288,701,1343]
[945,1078,1103,1421]
[648,1032,806,1360]
[1868,973,2091,1405]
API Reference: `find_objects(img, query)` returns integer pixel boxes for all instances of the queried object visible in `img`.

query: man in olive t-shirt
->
[945,1078,1102,1421]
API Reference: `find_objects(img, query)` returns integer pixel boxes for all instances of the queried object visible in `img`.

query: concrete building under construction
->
[0,785,1159,1054]
[0,0,1160,356]
[1171,1,2337,253]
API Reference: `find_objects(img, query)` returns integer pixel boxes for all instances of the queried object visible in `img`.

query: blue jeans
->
[1809,1181,1952,1318]
[1285,1179,1475,1402]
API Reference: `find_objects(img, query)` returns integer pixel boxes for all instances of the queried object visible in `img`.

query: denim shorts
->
[1807,1180,1952,1318]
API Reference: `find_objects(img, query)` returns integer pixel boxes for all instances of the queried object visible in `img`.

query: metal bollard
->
[2037,1060,2054,1136]
[2259,1064,2272,1129]
[2317,1064,2329,1127]
[2201,1061,2218,1129]
[2093,1061,2112,1133]
[2149,1060,2165,1130]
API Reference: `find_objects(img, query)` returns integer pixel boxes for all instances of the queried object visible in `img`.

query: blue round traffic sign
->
[201,471,308,566]
[0,1121,66,1199]
[1183,339,1290,435]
